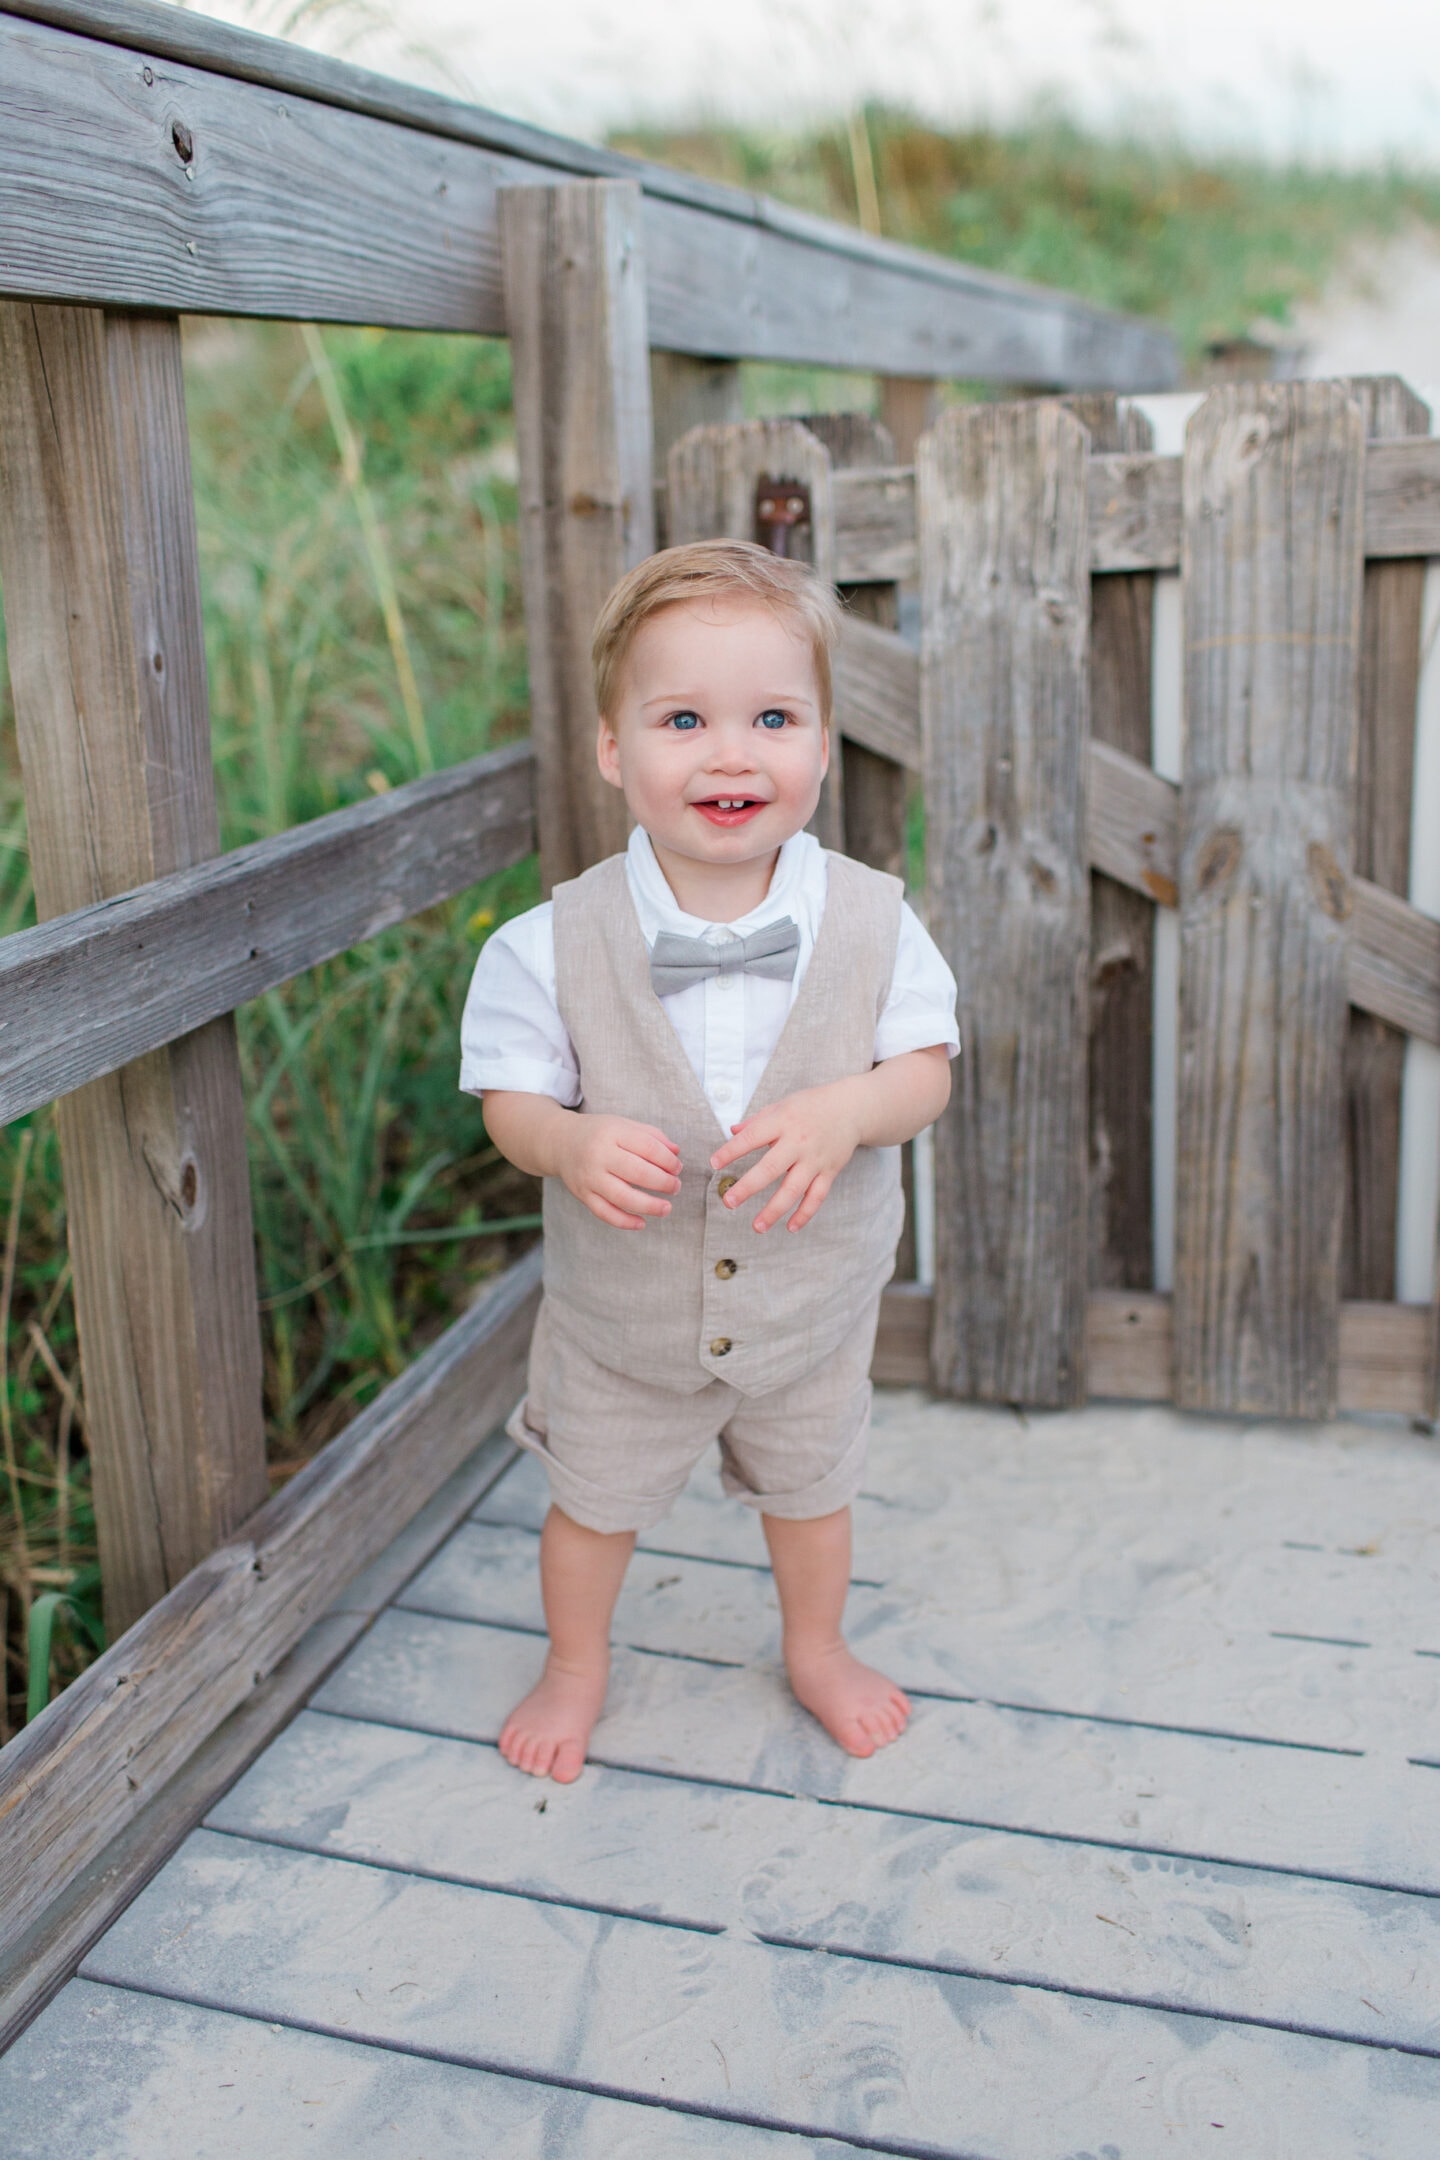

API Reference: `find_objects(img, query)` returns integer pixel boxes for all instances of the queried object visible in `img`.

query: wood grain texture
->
[1174,383,1366,1417]
[1065,397,1156,1292]
[831,437,1440,589]
[872,1282,1434,1414]
[1341,379,1430,1302]
[0,743,535,1125]
[0,302,265,1634]
[0,1248,540,1965]
[0,1433,516,2056]
[921,401,1092,1405]
[801,412,910,884]
[0,4,1179,383]
[649,352,741,544]
[502,181,655,889]
[666,416,844,848]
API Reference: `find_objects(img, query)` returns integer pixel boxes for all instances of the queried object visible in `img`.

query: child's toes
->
[552,1737,586,1783]
[839,1719,877,1758]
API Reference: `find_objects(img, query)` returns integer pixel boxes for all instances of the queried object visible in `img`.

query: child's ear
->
[819,724,831,777]
[596,715,623,789]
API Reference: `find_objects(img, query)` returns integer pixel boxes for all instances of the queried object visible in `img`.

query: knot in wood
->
[170,119,195,165]
[1194,827,1242,898]
[1307,841,1352,922]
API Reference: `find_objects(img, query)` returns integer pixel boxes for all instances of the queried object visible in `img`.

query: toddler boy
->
[461,539,958,1782]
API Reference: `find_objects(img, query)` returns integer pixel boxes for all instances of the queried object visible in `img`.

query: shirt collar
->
[626,824,818,938]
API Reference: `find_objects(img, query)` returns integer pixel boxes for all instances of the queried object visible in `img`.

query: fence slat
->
[0,1247,541,1969]
[1174,384,1366,1417]
[921,401,1092,1405]
[0,744,536,1127]
[1065,396,1157,1292]
[667,417,844,848]
[1341,378,1431,1300]
[0,303,268,1634]
[502,180,655,890]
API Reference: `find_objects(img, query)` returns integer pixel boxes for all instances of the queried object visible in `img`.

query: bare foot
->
[785,1640,911,1758]
[498,1656,609,1783]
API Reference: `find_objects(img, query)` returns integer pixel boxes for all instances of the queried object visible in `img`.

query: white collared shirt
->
[459,827,959,1131]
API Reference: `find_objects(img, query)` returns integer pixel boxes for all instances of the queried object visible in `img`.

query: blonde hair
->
[592,540,843,725]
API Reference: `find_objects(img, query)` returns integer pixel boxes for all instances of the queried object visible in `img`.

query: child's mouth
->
[693,796,766,827]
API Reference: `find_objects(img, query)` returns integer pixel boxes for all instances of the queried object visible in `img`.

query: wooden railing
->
[0,0,1182,2044]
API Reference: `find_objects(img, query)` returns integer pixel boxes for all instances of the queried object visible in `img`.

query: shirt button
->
[713,1081,732,1103]
[716,1174,738,1198]
[715,1258,737,1278]
[709,1337,732,1357]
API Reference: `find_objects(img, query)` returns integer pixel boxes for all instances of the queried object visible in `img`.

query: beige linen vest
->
[543,850,906,1397]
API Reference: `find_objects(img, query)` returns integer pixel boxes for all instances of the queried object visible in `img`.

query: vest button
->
[716,1174,738,1198]
[709,1337,733,1357]
[714,1258,737,1279]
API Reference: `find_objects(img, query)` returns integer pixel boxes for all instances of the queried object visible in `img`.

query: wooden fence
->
[0,0,1182,2045]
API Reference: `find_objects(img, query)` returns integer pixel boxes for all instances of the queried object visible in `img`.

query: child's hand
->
[709,1080,864,1233]
[557,1114,681,1232]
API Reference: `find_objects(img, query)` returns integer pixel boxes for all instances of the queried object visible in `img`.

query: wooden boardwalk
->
[6,1388,1440,2156]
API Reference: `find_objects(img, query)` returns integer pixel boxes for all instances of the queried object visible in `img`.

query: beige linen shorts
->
[505,1293,881,1535]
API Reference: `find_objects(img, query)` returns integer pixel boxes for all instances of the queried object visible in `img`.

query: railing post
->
[1174,383,1366,1416]
[1062,394,1158,1293]
[1339,377,1431,1303]
[501,179,656,890]
[920,401,1093,1405]
[0,303,268,1636]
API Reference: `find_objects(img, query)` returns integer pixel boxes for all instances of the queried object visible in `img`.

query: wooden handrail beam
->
[0,0,1177,385]
[0,740,536,1127]
[832,437,1440,583]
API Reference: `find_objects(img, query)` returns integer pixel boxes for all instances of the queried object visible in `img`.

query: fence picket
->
[1175,383,1366,1416]
[920,401,1092,1405]
[1341,377,1431,1302]
[501,180,655,890]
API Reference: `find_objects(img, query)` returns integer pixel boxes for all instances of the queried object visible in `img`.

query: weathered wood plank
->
[81,1829,1440,2157]
[832,439,1440,587]
[871,1283,1434,1413]
[217,1710,1440,2052]
[878,376,939,465]
[0,302,265,1633]
[0,1248,540,1963]
[649,352,741,545]
[0,3,1179,383]
[0,742,535,1127]
[321,1610,1440,1895]
[922,401,1092,1405]
[799,413,911,885]
[0,1434,516,2056]
[1066,396,1157,1291]
[503,181,655,889]
[403,1514,1440,1752]
[1342,380,1431,1301]
[830,616,921,769]
[1174,383,1366,1417]
[3,1983,836,2160]
[666,417,844,848]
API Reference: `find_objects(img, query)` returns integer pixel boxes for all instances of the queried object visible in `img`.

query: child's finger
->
[753,1164,812,1233]
[584,1192,647,1230]
[709,1121,774,1172]
[601,1172,672,1219]
[616,1147,681,1193]
[784,1172,833,1231]
[722,1142,794,1213]
[629,1127,682,1168]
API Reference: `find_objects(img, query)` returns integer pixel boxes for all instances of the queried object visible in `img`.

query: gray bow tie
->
[649,917,800,998]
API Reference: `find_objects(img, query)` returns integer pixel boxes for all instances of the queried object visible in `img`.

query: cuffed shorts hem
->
[504,1396,688,1536]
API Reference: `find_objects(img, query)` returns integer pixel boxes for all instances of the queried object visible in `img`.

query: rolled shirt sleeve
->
[873,902,960,1064]
[458,903,581,1106]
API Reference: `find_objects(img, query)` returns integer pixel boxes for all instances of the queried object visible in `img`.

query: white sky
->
[194,0,1440,165]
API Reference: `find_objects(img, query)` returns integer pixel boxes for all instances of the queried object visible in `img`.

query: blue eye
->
[668,710,700,732]
[757,709,789,730]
